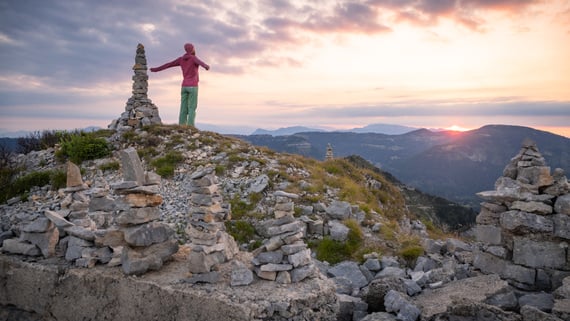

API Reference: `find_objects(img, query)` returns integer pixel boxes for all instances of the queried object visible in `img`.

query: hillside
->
[0,125,443,258]
[237,125,570,209]
[3,124,570,321]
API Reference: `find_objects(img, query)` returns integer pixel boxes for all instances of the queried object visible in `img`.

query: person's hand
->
[150,67,157,72]
[206,66,210,71]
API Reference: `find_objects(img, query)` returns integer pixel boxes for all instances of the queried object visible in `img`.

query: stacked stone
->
[108,43,162,131]
[325,143,334,160]
[252,191,316,283]
[187,167,238,276]
[55,161,101,267]
[106,147,178,275]
[474,140,570,291]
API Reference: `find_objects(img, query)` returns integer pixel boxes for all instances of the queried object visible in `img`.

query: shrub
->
[314,237,351,264]
[225,220,256,244]
[0,170,65,203]
[150,151,184,178]
[229,195,255,220]
[314,219,364,264]
[56,133,111,164]
[49,170,67,190]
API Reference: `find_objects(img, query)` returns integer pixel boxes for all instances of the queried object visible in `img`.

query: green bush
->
[225,220,256,244]
[1,170,60,203]
[56,133,111,164]
[229,195,255,220]
[314,219,364,264]
[49,170,67,190]
[150,151,184,178]
[314,237,351,264]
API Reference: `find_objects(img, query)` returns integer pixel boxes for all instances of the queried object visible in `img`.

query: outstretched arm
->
[150,58,182,72]
[195,56,210,71]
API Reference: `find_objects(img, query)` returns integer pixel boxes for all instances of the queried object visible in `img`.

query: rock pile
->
[252,191,316,283]
[111,147,178,275]
[187,167,239,279]
[108,43,162,130]
[475,139,570,291]
[1,148,178,275]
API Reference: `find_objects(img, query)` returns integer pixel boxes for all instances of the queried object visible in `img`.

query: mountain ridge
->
[237,124,570,209]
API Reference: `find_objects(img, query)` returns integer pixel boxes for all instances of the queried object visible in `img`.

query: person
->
[150,43,210,126]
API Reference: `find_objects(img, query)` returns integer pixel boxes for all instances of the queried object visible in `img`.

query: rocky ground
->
[1,126,570,321]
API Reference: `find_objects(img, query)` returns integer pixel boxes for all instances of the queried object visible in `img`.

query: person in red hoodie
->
[150,43,210,126]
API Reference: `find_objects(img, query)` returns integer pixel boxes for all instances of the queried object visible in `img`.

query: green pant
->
[180,86,198,126]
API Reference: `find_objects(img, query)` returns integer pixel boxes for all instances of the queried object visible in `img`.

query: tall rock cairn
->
[109,43,162,130]
[474,140,570,291]
[187,167,238,275]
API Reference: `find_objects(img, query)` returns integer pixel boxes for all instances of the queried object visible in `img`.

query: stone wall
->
[0,255,338,321]
[474,140,570,290]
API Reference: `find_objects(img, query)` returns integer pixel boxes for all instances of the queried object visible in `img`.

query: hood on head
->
[184,43,195,54]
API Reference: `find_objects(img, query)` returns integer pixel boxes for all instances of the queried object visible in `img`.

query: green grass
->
[150,151,184,178]
[312,219,364,264]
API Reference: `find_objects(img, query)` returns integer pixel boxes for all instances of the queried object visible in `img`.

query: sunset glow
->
[0,0,569,136]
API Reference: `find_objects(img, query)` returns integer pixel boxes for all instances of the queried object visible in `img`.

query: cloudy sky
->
[1,0,569,137]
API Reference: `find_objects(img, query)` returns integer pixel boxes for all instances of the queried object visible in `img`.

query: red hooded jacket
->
[150,43,210,87]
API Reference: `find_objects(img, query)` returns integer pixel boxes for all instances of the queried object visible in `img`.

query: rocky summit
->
[1,50,570,320]
[2,126,570,321]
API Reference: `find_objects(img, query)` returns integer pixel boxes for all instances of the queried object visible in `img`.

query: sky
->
[1,0,569,137]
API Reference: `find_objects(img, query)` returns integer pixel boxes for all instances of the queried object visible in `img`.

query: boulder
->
[123,222,174,247]
[413,274,509,319]
[384,290,420,321]
[361,276,407,312]
[326,201,352,220]
[555,194,570,215]
[328,261,369,290]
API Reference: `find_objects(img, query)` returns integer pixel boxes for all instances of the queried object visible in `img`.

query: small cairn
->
[325,143,334,160]
[252,191,316,283]
[474,139,570,291]
[111,147,178,275]
[108,43,162,131]
[186,167,238,281]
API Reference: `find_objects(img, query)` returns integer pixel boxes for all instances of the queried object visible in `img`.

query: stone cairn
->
[2,148,178,275]
[252,191,316,283]
[186,167,239,280]
[474,139,570,291]
[108,43,162,131]
[111,147,178,275]
[325,143,334,160]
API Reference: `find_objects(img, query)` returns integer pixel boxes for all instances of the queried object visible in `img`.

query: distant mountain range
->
[236,125,570,209]
[250,123,417,136]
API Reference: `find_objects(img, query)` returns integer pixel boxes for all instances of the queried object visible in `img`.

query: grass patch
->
[99,161,120,172]
[313,219,364,264]
[225,220,256,244]
[150,151,184,178]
